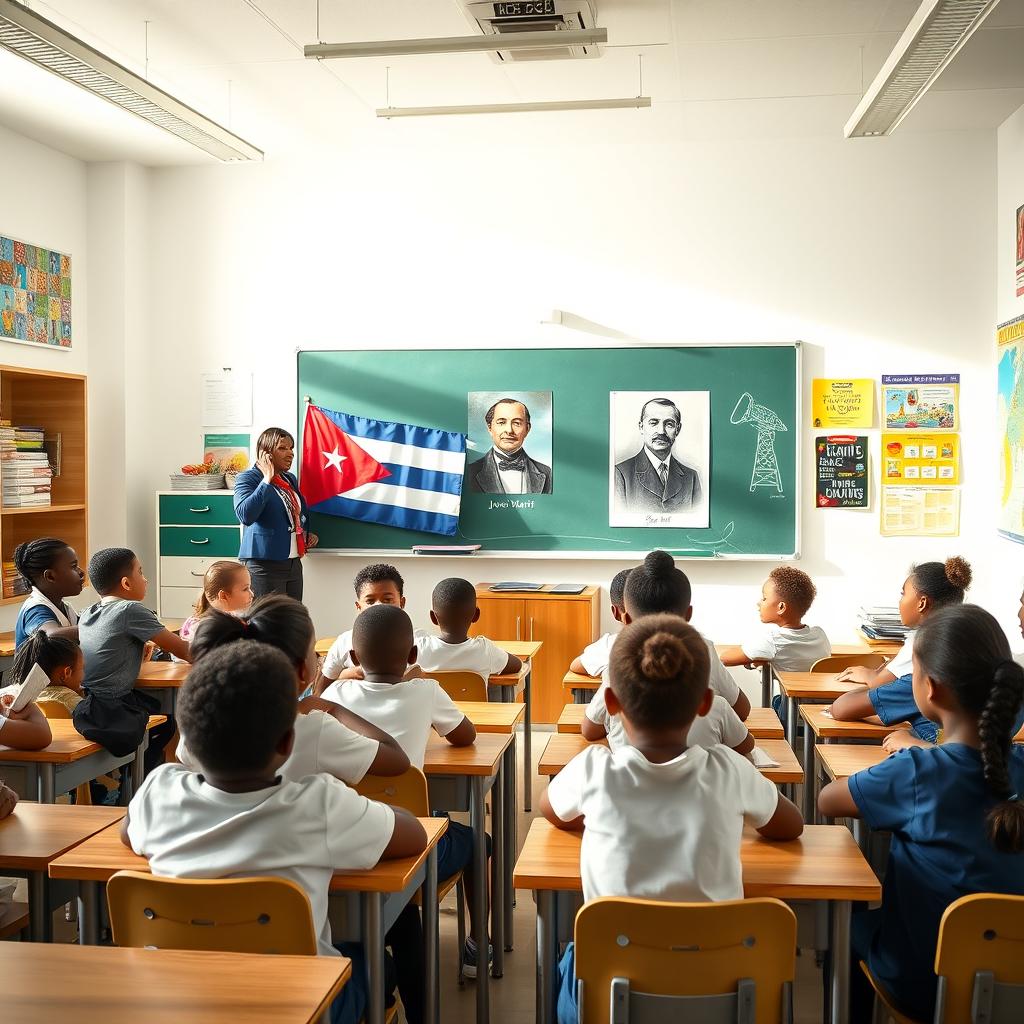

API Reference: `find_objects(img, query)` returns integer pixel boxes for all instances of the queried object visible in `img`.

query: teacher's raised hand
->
[257,450,275,483]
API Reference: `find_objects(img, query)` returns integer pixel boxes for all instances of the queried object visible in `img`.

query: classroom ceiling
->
[1,0,1023,165]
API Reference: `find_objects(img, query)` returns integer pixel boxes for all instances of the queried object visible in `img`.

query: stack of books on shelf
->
[2,559,27,599]
[2,424,52,509]
[858,606,910,643]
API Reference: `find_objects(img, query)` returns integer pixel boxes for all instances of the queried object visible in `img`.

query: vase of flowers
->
[221,452,249,490]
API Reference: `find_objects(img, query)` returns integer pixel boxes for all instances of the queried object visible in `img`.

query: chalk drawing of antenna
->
[730,392,787,493]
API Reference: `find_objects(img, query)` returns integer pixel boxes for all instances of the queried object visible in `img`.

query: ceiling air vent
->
[461,1,602,62]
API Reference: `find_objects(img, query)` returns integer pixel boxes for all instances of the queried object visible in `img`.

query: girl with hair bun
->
[820,604,1024,1022]
[542,613,803,1024]
[832,556,973,742]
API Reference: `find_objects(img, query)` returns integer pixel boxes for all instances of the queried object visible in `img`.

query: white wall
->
[132,125,1003,657]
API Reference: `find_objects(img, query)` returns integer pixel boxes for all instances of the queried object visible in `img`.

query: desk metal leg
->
[362,893,386,1024]
[470,778,490,1023]
[802,715,815,821]
[491,763,505,979]
[28,870,50,942]
[523,666,532,812]
[830,900,852,1024]
[423,846,439,1024]
[536,890,558,1024]
[78,881,100,945]
[503,742,515,951]
[761,663,772,708]
[39,764,56,804]
[786,696,798,748]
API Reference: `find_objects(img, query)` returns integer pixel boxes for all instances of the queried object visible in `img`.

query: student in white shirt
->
[179,594,409,782]
[719,566,832,673]
[124,641,427,1024]
[415,577,521,681]
[322,604,492,978]
[569,567,632,677]
[541,614,803,1024]
[582,550,750,745]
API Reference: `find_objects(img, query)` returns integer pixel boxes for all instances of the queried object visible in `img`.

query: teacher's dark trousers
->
[243,557,303,601]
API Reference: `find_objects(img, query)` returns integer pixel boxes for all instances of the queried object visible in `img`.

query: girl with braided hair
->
[820,604,1024,1021]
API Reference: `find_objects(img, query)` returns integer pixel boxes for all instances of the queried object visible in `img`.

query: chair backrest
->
[37,699,72,720]
[934,893,1024,1022]
[354,765,430,817]
[432,671,489,702]
[811,653,887,672]
[107,870,318,955]
[575,896,796,1024]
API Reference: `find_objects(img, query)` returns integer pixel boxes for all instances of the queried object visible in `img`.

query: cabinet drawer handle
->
[515,616,521,641]
[189,538,210,545]
[529,617,534,642]
[188,506,211,513]
[190,571,205,577]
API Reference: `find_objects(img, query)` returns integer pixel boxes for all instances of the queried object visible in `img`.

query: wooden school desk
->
[814,743,889,842]
[0,941,350,1024]
[49,817,446,1024]
[514,818,880,1024]
[0,803,124,943]
[135,659,188,714]
[0,716,166,804]
[555,701,784,738]
[536,733,804,788]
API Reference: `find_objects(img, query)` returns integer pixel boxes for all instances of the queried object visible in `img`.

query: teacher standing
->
[234,427,318,600]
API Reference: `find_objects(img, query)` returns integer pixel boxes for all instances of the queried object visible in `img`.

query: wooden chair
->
[574,896,796,1023]
[355,766,471,985]
[36,699,91,805]
[811,653,888,673]
[432,671,489,703]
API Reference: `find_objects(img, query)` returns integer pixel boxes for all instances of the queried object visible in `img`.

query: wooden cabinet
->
[472,584,600,724]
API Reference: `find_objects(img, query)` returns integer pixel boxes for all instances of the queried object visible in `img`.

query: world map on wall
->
[998,338,1024,543]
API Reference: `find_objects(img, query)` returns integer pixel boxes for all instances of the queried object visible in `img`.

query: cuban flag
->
[301,404,466,536]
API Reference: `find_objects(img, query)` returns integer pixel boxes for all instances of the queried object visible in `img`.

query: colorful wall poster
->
[881,487,960,537]
[815,435,868,508]
[998,318,1024,543]
[811,379,873,428]
[203,433,250,473]
[1017,204,1024,299]
[882,432,959,486]
[0,235,72,349]
[881,374,959,430]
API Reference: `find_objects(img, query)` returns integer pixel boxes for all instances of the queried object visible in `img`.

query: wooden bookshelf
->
[0,365,87,605]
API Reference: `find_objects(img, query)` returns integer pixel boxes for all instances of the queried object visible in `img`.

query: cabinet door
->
[527,599,596,724]
[471,598,526,643]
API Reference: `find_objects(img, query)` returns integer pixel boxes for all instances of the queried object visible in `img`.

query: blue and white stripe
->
[309,409,466,536]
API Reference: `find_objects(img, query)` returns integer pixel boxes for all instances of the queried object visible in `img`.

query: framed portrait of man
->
[609,391,710,528]
[466,391,553,495]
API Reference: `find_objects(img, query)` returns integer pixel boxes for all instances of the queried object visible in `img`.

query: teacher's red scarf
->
[271,474,306,557]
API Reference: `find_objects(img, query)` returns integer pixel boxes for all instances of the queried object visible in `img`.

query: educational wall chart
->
[882,432,959,485]
[811,379,873,428]
[0,235,72,349]
[815,436,868,508]
[881,486,960,537]
[997,314,1024,544]
[882,374,959,429]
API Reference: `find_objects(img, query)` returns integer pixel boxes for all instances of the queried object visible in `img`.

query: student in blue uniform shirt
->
[13,537,84,646]
[819,604,1024,1022]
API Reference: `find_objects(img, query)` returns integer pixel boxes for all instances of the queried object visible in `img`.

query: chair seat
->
[413,870,462,906]
[0,901,29,939]
[859,962,926,1024]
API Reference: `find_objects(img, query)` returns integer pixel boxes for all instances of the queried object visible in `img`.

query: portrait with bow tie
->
[610,391,710,528]
[466,392,553,495]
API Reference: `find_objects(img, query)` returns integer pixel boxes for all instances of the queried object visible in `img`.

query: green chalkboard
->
[297,345,799,557]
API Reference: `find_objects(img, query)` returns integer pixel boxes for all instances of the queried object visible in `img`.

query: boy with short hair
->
[569,567,632,677]
[124,640,427,1024]
[719,566,831,673]
[416,577,522,680]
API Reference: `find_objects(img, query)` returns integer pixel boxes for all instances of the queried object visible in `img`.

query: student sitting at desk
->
[416,577,522,680]
[0,686,51,750]
[7,631,83,715]
[13,537,85,645]
[819,605,1024,1022]
[124,641,427,1024]
[173,560,252,660]
[541,614,803,1024]
[569,567,632,677]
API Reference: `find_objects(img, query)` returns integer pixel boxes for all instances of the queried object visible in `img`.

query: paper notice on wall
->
[881,374,959,430]
[880,487,960,537]
[881,432,959,486]
[203,433,250,472]
[811,379,873,428]
[201,371,252,427]
[815,435,868,508]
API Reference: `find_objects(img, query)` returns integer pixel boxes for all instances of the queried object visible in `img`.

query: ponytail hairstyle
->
[608,613,710,729]
[193,560,249,617]
[190,594,315,674]
[915,604,1024,853]
[910,556,972,610]
[9,631,80,686]
[623,550,692,618]
[12,537,69,588]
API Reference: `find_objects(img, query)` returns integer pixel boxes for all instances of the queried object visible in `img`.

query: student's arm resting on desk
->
[441,716,476,747]
[731,689,752,722]
[581,682,610,742]
[836,664,895,687]
[569,655,588,675]
[733,731,756,757]
[717,645,756,668]
[500,652,523,675]
[830,687,876,722]
[730,747,803,840]
[298,695,410,776]
[381,806,429,859]
[151,627,191,663]
[539,787,585,831]
[542,746,595,831]
[817,779,859,820]
[757,792,804,840]
[0,697,52,750]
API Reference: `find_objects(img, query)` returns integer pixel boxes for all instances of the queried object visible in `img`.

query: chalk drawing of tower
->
[730,392,787,493]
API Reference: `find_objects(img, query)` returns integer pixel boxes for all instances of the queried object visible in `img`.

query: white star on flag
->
[322,446,347,472]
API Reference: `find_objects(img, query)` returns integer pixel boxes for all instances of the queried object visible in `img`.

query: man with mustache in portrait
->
[614,397,702,513]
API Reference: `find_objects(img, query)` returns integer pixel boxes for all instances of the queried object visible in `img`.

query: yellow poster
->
[882,432,959,486]
[881,487,960,537]
[811,379,874,428]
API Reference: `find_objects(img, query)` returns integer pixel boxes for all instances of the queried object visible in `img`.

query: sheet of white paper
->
[201,371,252,427]
[751,746,780,769]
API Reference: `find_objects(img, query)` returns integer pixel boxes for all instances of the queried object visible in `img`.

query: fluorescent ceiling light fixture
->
[377,96,650,118]
[844,0,1002,138]
[305,28,606,59]
[0,0,262,161]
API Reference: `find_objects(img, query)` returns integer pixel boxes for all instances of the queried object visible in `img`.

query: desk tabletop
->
[0,943,349,1024]
[51,816,446,895]
[513,818,880,901]
[815,743,889,782]
[0,630,14,657]
[801,705,907,740]
[0,804,125,870]
[315,635,544,659]
[136,661,189,687]
[0,716,166,763]
[774,671,859,700]
[423,732,512,776]
[456,701,525,733]
[562,670,600,690]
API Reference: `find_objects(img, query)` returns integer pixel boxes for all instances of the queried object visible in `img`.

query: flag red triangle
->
[301,405,391,507]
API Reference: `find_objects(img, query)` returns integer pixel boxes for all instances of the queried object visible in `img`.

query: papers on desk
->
[751,746,780,769]
[821,709,834,719]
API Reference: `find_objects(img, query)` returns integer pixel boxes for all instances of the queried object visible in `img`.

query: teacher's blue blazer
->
[234,466,309,561]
